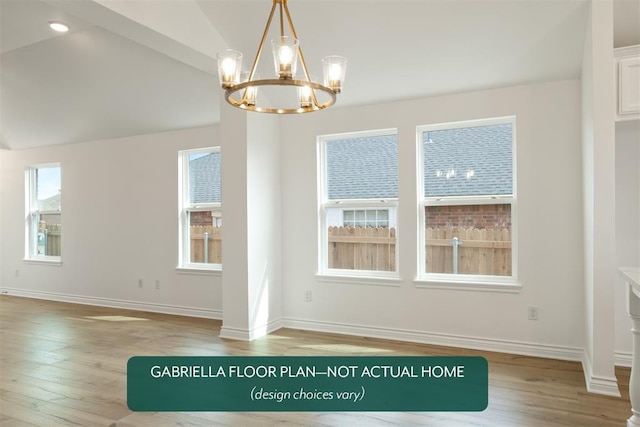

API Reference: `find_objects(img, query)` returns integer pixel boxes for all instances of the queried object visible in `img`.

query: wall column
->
[581,0,619,396]
[219,101,282,341]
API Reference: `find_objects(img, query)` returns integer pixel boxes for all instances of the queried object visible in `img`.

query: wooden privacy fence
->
[327,226,511,275]
[426,227,511,276]
[328,226,396,271]
[190,225,222,263]
[44,224,61,256]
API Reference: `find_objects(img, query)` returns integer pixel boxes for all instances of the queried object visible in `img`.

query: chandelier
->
[216,0,347,114]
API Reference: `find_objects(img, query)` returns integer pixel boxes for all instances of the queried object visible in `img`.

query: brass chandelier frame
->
[223,0,338,114]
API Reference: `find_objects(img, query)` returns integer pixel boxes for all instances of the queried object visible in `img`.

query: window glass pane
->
[188,210,222,264]
[30,165,61,258]
[423,123,512,198]
[322,131,398,274]
[36,166,61,211]
[33,212,62,256]
[425,204,512,276]
[365,210,375,227]
[189,152,221,204]
[29,165,62,257]
[326,134,398,200]
[327,207,396,272]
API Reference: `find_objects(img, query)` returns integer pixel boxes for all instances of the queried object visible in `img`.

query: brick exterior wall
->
[425,204,511,229]
[189,211,214,226]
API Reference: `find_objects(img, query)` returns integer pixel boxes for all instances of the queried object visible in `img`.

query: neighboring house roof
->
[423,123,513,197]
[188,123,512,203]
[190,152,221,204]
[327,134,398,200]
[38,193,61,211]
[326,123,512,200]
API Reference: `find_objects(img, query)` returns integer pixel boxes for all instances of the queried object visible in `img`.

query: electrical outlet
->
[527,305,539,320]
[15,269,19,278]
[304,290,312,302]
[155,280,160,290]
[138,279,143,288]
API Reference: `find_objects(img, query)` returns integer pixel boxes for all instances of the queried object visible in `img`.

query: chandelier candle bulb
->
[217,50,243,89]
[323,56,347,93]
[245,86,258,106]
[298,84,313,108]
[240,72,259,106]
[272,37,298,79]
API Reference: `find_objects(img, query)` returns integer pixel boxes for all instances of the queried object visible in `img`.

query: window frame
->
[317,128,400,280]
[416,117,519,287]
[25,163,62,264]
[178,147,222,272]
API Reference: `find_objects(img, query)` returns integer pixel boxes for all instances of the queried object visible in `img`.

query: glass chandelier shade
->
[322,56,347,93]
[217,49,243,89]
[216,0,347,114]
[271,36,299,79]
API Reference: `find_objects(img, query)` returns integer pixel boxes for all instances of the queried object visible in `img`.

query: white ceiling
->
[0,0,638,150]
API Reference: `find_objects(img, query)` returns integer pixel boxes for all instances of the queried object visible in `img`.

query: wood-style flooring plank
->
[0,295,632,426]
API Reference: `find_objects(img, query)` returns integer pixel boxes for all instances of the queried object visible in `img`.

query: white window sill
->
[176,266,222,277]
[414,276,522,293]
[23,258,62,267]
[316,272,402,287]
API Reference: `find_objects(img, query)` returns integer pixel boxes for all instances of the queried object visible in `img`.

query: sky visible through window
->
[36,166,61,200]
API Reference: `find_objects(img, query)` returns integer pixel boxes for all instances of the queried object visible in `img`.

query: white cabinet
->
[616,45,640,122]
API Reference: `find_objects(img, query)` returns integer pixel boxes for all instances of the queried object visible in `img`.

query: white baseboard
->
[582,351,622,397]
[220,319,284,341]
[616,351,633,368]
[0,287,222,320]
[219,326,251,341]
[282,317,584,362]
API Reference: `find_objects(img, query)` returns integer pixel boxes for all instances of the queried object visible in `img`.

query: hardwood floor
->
[0,295,632,426]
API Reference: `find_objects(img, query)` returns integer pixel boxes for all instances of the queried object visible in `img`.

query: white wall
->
[0,125,222,318]
[280,79,586,359]
[615,119,640,361]
[0,74,625,385]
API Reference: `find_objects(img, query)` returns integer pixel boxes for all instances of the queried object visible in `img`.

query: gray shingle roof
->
[327,134,398,200]
[190,152,221,204]
[423,123,513,197]
[38,193,61,211]
[326,123,512,200]
[188,123,512,203]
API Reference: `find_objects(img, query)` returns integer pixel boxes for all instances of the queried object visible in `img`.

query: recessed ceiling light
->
[48,21,69,32]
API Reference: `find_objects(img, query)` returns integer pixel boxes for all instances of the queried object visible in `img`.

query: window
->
[26,164,62,261]
[319,129,398,276]
[179,148,222,270]
[342,209,390,228]
[418,117,516,280]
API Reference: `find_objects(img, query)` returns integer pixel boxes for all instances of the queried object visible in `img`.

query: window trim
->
[317,128,400,279]
[24,163,62,263]
[177,147,222,271]
[416,116,518,285]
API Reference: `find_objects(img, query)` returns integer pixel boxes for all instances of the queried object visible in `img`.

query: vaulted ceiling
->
[1,0,638,150]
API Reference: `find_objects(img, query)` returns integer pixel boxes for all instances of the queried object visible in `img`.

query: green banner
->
[127,356,487,412]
